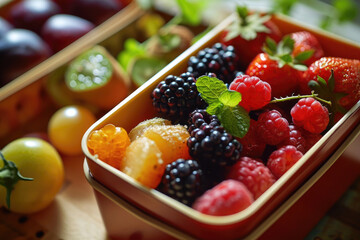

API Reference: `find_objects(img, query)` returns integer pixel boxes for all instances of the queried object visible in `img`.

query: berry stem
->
[269,91,332,106]
[0,152,33,209]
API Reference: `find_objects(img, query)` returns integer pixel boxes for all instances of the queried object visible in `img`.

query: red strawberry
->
[290,31,324,66]
[220,6,282,66]
[246,36,309,98]
[300,57,360,111]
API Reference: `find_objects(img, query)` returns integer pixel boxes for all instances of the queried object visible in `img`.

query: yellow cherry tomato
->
[48,105,96,156]
[0,138,64,214]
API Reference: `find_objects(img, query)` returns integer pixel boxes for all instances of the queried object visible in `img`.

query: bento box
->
[83,126,360,239]
[81,10,360,240]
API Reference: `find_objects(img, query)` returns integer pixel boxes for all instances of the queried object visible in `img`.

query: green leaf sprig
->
[196,76,250,138]
[308,69,347,126]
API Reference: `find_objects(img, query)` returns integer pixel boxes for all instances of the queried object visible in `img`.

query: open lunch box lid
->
[81,11,360,240]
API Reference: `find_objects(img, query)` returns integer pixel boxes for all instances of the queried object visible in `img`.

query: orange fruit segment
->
[87,124,130,169]
[128,117,171,141]
[141,124,190,166]
[121,136,165,188]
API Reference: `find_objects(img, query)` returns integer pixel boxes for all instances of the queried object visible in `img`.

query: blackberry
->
[187,109,242,170]
[161,158,204,206]
[151,72,206,123]
[187,43,240,84]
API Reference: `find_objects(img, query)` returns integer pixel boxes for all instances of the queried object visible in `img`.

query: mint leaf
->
[206,102,223,115]
[218,105,250,138]
[197,75,250,138]
[219,90,241,107]
[196,76,227,104]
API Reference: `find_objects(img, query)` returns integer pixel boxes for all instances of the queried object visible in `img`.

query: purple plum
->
[8,0,61,35]
[0,17,13,38]
[0,29,51,86]
[69,0,123,25]
[41,14,95,53]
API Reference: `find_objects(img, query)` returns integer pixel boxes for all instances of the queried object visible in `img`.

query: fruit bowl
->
[82,12,360,240]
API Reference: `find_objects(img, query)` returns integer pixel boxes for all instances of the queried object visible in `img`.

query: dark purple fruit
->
[0,29,51,86]
[0,17,12,38]
[8,0,61,35]
[41,14,95,53]
[52,0,72,12]
[69,0,123,25]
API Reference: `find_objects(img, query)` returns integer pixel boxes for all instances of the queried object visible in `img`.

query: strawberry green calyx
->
[0,152,33,209]
[263,36,313,71]
[225,6,271,41]
[308,69,348,124]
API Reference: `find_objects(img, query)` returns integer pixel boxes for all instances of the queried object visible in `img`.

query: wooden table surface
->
[0,155,108,240]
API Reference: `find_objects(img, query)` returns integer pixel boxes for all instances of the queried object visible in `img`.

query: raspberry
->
[151,72,206,123]
[192,179,254,216]
[300,129,322,152]
[277,125,306,154]
[229,74,271,112]
[267,145,303,178]
[187,43,240,84]
[227,157,276,199]
[160,159,204,206]
[237,119,266,158]
[290,97,329,134]
[257,110,290,145]
[187,110,242,170]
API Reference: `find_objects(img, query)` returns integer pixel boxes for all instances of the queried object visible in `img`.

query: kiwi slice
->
[65,46,113,92]
[129,57,167,87]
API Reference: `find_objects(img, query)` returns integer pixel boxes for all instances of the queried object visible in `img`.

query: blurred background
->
[153,0,360,42]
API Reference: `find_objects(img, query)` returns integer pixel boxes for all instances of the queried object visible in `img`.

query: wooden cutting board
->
[0,156,108,240]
